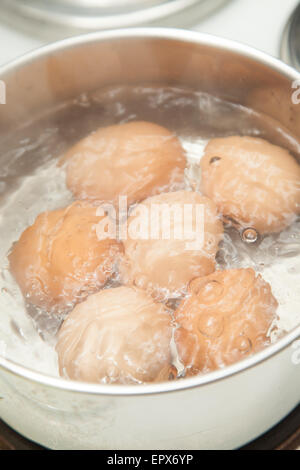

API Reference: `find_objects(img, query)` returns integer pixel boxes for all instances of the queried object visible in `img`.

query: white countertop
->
[0,0,299,67]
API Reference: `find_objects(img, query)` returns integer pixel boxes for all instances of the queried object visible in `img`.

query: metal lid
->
[281,2,300,71]
[0,0,229,39]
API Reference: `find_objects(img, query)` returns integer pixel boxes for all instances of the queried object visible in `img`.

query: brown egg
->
[175,268,278,375]
[120,191,223,300]
[9,201,122,313]
[62,121,186,206]
[200,136,300,234]
[56,286,173,384]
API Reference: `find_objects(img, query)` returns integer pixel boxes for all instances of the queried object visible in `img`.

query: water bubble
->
[241,227,259,244]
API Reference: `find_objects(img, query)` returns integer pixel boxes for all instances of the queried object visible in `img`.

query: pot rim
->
[0,27,299,396]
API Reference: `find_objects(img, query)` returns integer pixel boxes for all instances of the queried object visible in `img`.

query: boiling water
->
[0,85,299,378]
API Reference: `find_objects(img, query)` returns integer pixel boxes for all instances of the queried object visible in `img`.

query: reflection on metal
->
[0,0,230,40]
[281,2,300,71]
[0,81,5,105]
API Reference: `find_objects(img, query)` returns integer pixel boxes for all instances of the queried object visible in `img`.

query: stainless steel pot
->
[0,29,299,450]
[0,0,229,39]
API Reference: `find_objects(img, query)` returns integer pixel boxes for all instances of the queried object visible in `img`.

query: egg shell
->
[200,136,300,234]
[120,191,224,300]
[9,201,122,312]
[56,286,173,384]
[175,268,278,374]
[62,121,186,206]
